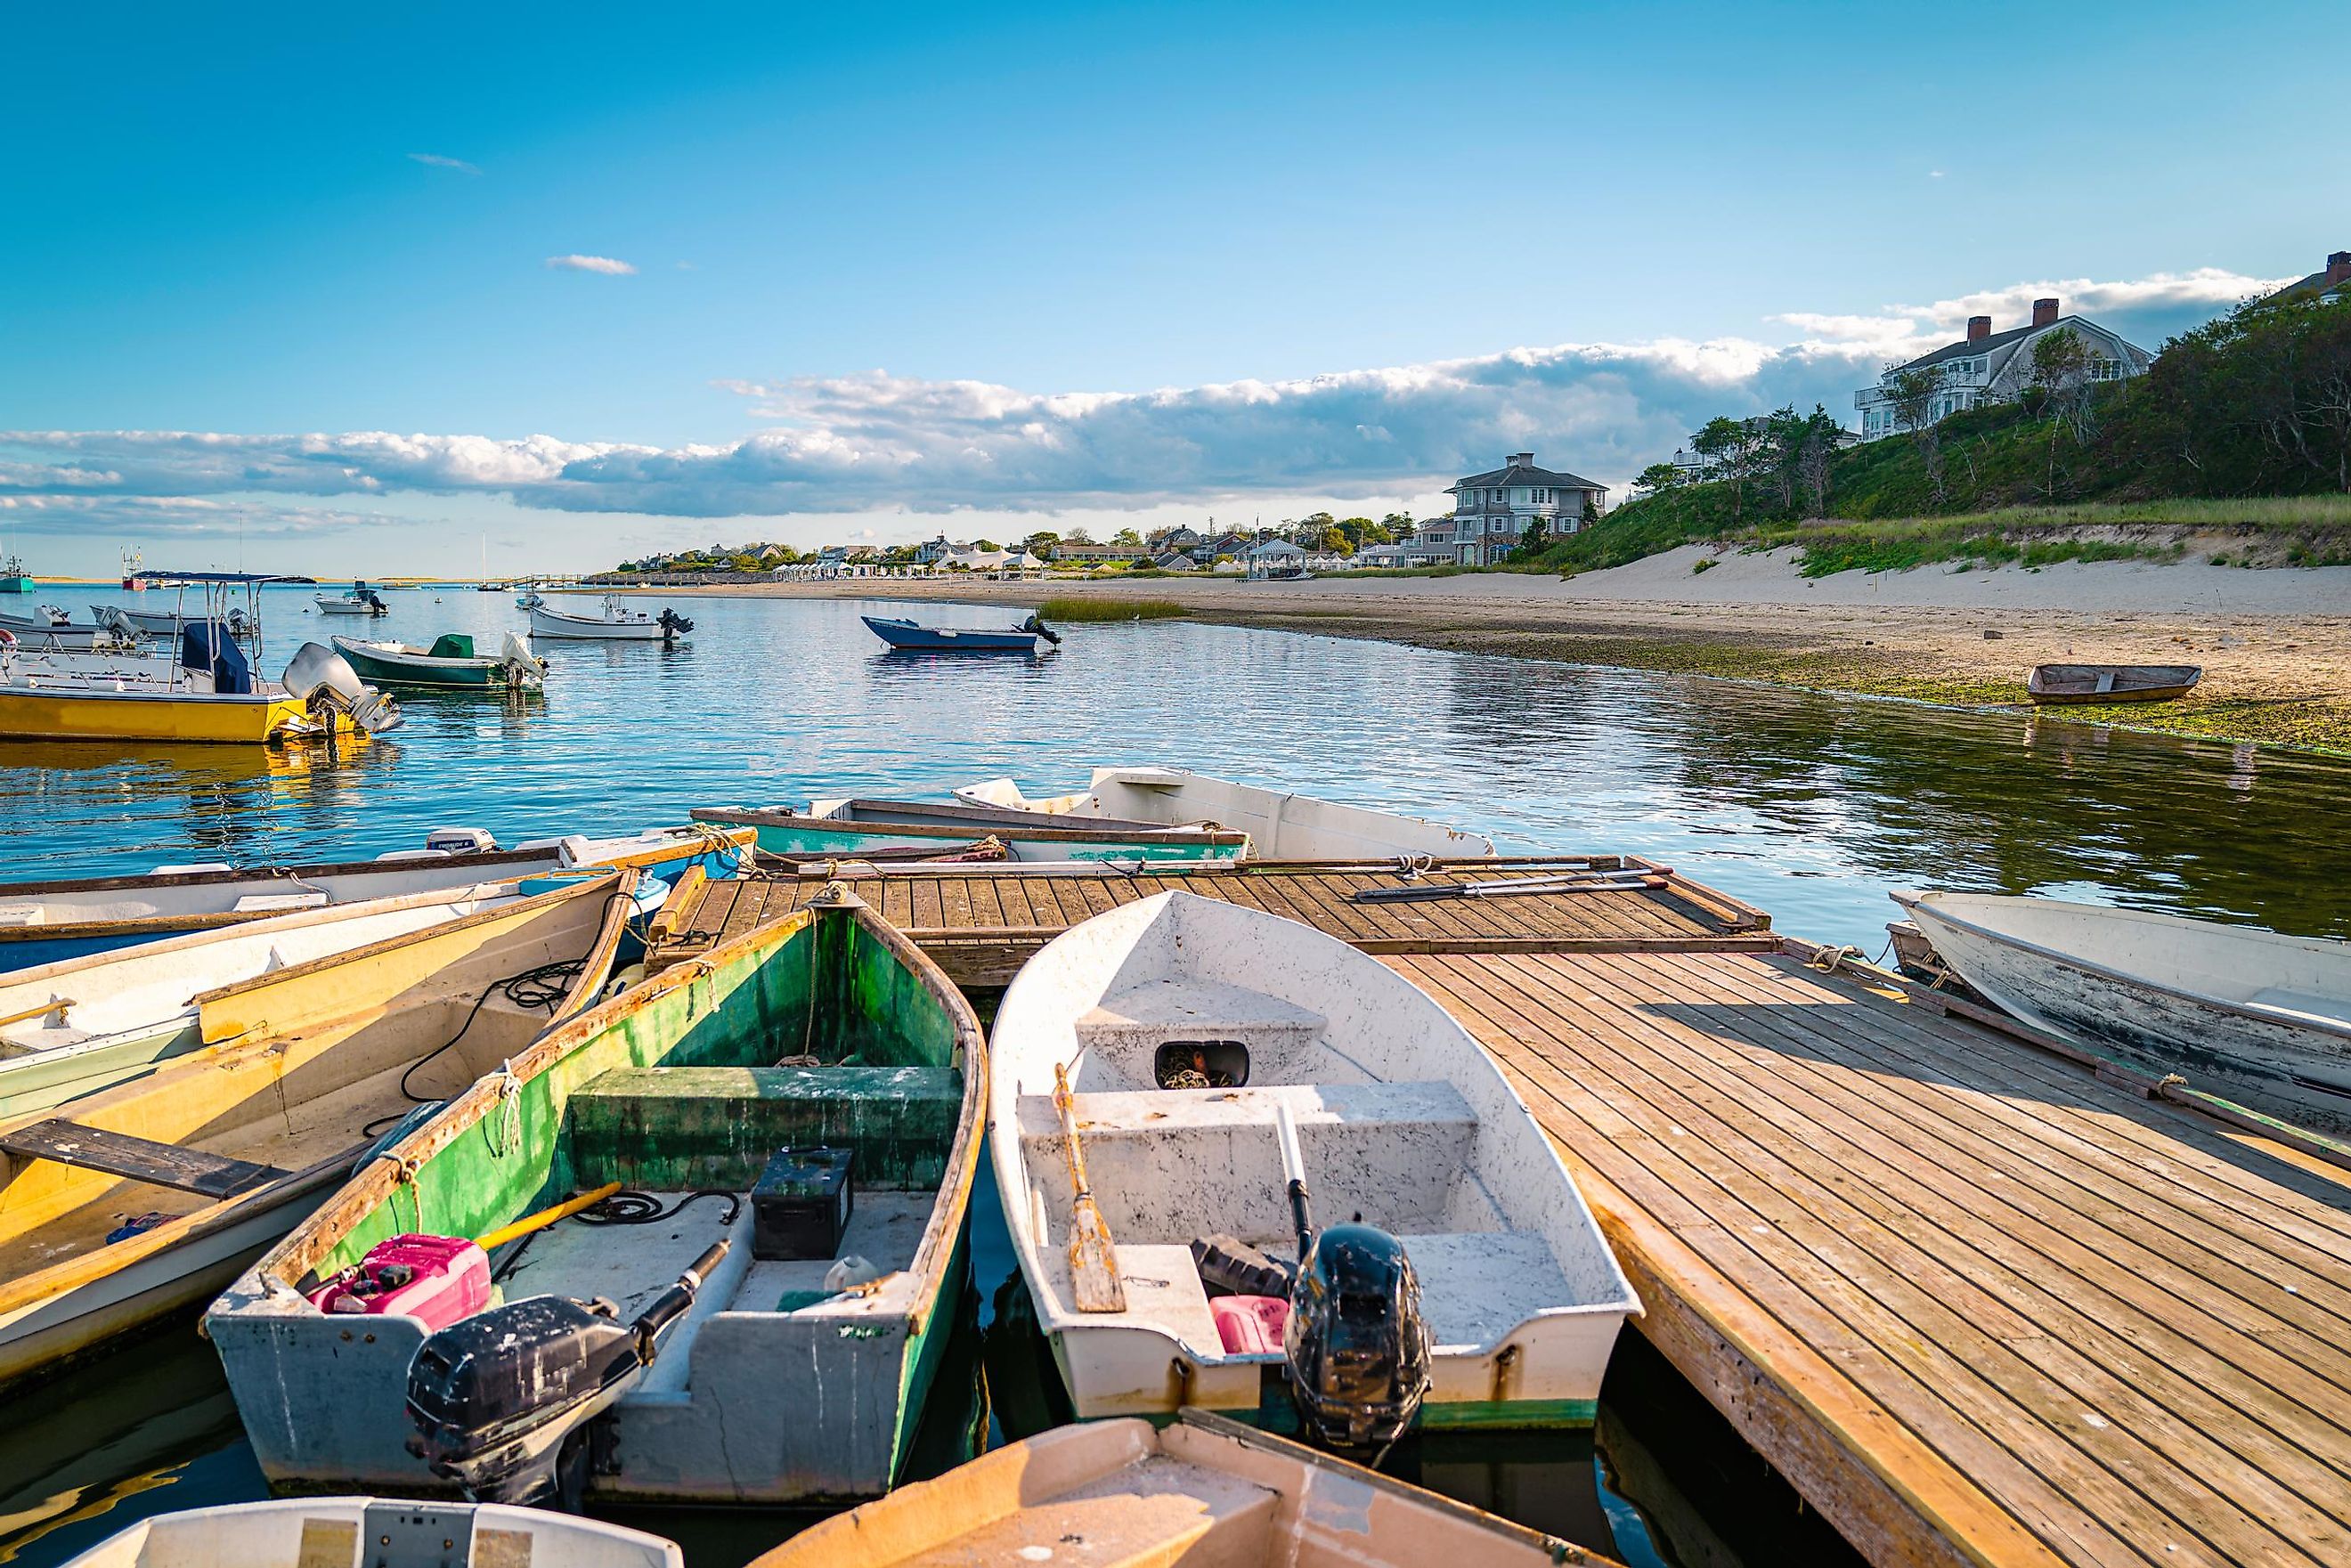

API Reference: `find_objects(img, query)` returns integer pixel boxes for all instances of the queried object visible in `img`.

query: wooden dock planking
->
[1389,946,2351,1568]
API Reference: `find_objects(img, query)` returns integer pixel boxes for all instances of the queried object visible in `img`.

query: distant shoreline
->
[595,548,2351,753]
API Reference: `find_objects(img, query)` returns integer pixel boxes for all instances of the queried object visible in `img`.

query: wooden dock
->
[642,856,1777,985]
[649,856,2351,1568]
[1395,944,2351,1568]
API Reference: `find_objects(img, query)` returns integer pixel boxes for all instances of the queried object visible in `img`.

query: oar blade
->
[1067,1195,1127,1312]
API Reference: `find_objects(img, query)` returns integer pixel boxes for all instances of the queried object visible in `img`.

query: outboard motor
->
[655,608,693,640]
[1022,613,1062,646]
[1272,1103,1430,1461]
[282,641,404,735]
[498,631,543,687]
[406,1240,727,1508]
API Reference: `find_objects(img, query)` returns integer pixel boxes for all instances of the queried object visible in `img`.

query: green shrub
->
[1036,596,1188,622]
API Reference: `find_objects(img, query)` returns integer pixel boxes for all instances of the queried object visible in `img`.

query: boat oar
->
[1352,869,1670,904]
[1053,1061,1126,1312]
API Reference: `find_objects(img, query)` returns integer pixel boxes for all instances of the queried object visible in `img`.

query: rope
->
[397,956,589,1104]
[1808,944,1864,975]
[484,1061,523,1158]
[572,1190,743,1227]
[1392,853,1437,881]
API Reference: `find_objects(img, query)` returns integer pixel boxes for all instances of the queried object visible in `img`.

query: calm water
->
[5,586,2348,1565]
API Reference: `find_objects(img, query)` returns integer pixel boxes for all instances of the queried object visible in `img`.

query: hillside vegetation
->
[1523,290,2351,577]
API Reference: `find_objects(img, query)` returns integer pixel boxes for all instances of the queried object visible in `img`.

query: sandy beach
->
[627,548,2351,752]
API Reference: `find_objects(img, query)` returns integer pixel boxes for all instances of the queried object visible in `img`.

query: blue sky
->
[2,1,2339,575]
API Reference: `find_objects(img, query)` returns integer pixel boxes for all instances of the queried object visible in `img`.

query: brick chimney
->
[1967,314,1992,342]
[2032,297,2061,328]
[1508,451,1533,468]
[2329,251,2351,286]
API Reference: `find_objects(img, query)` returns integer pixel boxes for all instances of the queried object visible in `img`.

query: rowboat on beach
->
[529,595,693,643]
[861,613,1059,652]
[694,796,1251,864]
[62,1497,682,1568]
[207,887,987,1506]
[0,873,630,1391]
[331,631,546,690]
[1893,890,2351,1136]
[0,820,753,973]
[2027,663,2202,704]
[988,891,1638,1438]
[751,1409,1605,1568]
[956,766,1495,860]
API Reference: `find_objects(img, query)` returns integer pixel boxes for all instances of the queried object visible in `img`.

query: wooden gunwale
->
[692,804,1249,849]
[1387,944,2351,1568]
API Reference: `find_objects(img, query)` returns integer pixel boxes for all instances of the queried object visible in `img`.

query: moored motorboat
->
[861,613,1058,652]
[0,605,140,650]
[694,796,1250,864]
[92,604,255,639]
[2027,663,2202,704]
[1893,890,2351,1135]
[0,819,752,973]
[207,887,986,1506]
[751,1409,1604,1567]
[313,581,389,616]
[0,553,30,594]
[61,1496,682,1568]
[988,891,1638,1436]
[0,873,630,1391]
[529,594,692,642]
[956,766,1495,859]
[331,631,545,690]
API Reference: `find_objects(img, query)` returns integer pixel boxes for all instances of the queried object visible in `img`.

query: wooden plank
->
[0,1118,289,1198]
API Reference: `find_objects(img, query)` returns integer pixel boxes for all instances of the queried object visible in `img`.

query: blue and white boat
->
[0,822,753,973]
[861,613,1060,652]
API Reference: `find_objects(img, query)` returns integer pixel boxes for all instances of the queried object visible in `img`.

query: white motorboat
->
[988,891,1637,1437]
[313,581,388,616]
[529,594,692,642]
[62,1497,681,1568]
[1894,890,2351,1135]
[0,605,141,650]
[955,766,1495,860]
[91,602,252,638]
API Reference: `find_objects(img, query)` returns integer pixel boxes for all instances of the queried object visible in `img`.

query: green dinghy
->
[330,632,546,690]
[205,886,986,1505]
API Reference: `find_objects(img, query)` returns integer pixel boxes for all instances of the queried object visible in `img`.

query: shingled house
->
[1444,452,1609,565]
[1855,297,2153,441]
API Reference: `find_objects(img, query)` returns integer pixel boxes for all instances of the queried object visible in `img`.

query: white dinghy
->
[62,1497,679,1568]
[1894,890,2351,1136]
[988,891,1636,1440]
[955,766,1495,860]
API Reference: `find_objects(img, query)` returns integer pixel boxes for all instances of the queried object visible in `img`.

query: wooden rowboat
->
[860,614,1051,652]
[2027,663,2201,704]
[62,1497,681,1568]
[1893,890,2351,1135]
[956,766,1496,860]
[207,888,987,1505]
[0,872,630,1391]
[694,797,1250,865]
[0,821,752,973]
[751,1409,1612,1567]
[988,891,1637,1434]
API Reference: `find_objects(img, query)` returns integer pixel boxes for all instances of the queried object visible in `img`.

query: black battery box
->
[751,1146,855,1261]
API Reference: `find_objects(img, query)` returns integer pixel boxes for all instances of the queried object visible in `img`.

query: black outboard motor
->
[1022,613,1062,646]
[1272,1103,1430,1461]
[656,607,694,640]
[405,1240,726,1508]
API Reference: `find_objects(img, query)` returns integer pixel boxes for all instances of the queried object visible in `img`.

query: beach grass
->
[1036,595,1188,622]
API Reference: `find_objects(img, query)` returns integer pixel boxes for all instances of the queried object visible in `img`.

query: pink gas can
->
[306,1233,491,1331]
[1210,1294,1290,1354]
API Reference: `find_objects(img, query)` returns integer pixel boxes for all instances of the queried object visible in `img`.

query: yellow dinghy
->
[0,870,631,1391]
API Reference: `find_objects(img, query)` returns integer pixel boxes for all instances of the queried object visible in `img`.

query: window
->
[2087,359,2122,381]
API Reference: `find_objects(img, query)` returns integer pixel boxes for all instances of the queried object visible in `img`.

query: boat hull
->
[330,638,531,690]
[861,615,1037,652]
[1898,893,2351,1136]
[529,605,671,640]
[207,898,985,1503]
[0,686,354,745]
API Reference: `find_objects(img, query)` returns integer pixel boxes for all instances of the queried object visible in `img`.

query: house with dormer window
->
[1855,296,2153,441]
[1444,453,1608,565]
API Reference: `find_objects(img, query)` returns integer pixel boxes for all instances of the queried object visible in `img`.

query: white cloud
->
[0,266,2288,521]
[0,494,389,537]
[408,152,482,175]
[545,255,637,275]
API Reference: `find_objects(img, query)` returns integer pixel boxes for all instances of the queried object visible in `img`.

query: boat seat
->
[566,1064,962,1191]
[0,1117,289,1198]
[1018,1081,1476,1240]
[1076,977,1327,1059]
[916,1452,1279,1562]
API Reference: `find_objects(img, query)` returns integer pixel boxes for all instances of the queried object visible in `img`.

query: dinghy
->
[331,632,546,690]
[861,613,1057,652]
[0,820,753,972]
[752,1409,1602,1568]
[0,873,630,1391]
[956,767,1496,860]
[2027,663,2201,704]
[528,595,692,643]
[62,1497,681,1568]
[988,892,1637,1438]
[207,887,987,1506]
[1893,890,2351,1135]
[694,797,1250,865]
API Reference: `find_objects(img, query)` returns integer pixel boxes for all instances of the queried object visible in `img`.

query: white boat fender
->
[823,1255,882,1293]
